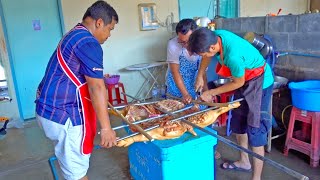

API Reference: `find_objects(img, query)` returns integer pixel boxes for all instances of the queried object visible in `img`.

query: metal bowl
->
[273,76,288,89]
[213,78,232,87]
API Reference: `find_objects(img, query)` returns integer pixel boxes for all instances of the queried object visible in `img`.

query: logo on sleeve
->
[92,67,103,71]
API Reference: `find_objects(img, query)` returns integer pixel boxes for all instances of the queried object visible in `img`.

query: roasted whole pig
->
[112,99,241,147]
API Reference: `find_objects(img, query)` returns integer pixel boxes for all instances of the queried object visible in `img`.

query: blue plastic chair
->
[48,145,101,180]
[226,95,234,136]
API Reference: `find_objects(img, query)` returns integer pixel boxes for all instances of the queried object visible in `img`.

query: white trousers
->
[36,114,90,180]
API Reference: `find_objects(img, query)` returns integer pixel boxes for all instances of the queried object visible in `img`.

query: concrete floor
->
[0,117,319,180]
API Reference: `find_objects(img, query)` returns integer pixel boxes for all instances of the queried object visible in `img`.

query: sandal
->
[220,161,252,172]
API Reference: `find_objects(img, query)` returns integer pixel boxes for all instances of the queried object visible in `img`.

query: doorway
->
[0,0,63,119]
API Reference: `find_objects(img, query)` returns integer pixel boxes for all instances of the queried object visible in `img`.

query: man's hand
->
[100,128,117,148]
[200,90,215,102]
[182,93,192,104]
[195,76,204,92]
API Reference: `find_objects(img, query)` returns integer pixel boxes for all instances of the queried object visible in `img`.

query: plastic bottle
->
[160,84,166,98]
[151,85,158,100]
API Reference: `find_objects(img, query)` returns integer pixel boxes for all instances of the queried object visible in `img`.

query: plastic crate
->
[128,127,217,180]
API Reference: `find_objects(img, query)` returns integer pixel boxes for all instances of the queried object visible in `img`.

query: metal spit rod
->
[107,101,154,141]
[108,101,156,110]
[153,102,308,180]
[112,94,308,179]
[121,92,142,103]
[167,94,232,107]
[116,105,221,141]
[114,92,222,141]
[112,106,193,130]
[181,120,309,180]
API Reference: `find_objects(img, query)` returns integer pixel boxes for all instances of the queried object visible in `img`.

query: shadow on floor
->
[0,118,319,180]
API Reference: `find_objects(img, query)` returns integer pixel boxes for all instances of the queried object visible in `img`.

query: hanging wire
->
[206,0,213,17]
[155,13,174,33]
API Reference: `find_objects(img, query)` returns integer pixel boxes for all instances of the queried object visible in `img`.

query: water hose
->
[281,105,293,129]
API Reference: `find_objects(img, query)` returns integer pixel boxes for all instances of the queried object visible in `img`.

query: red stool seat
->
[106,82,128,106]
[284,106,320,167]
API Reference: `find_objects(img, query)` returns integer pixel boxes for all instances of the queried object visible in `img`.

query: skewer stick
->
[107,101,154,141]
[116,105,220,141]
[166,94,243,107]
[109,101,156,110]
[112,106,193,130]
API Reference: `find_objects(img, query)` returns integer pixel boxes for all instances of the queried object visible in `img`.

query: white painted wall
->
[240,0,308,17]
[0,17,20,120]
[61,0,178,99]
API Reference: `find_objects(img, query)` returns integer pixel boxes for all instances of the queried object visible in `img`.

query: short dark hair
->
[83,1,119,25]
[176,19,197,35]
[188,27,218,54]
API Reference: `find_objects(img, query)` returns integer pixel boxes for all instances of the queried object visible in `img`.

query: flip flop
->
[220,161,252,172]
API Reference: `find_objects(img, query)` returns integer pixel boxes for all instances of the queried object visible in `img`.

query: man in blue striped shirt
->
[35,1,118,179]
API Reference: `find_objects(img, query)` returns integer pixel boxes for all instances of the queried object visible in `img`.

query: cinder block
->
[298,69,320,80]
[240,17,265,33]
[274,64,320,81]
[234,32,246,38]
[298,13,320,32]
[216,18,241,32]
[213,18,223,29]
[274,65,296,81]
[287,55,320,69]
[274,56,289,66]
[265,33,289,51]
[288,33,320,51]
[267,15,297,32]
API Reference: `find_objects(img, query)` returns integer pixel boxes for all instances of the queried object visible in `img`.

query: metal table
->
[125,61,167,101]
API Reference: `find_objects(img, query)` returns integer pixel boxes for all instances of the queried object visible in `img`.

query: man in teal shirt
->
[188,28,274,180]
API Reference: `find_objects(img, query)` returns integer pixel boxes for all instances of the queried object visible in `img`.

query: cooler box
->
[128,127,217,180]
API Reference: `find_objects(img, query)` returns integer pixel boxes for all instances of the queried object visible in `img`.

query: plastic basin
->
[104,75,120,85]
[288,80,320,111]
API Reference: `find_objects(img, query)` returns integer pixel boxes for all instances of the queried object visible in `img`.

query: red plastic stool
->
[106,82,128,106]
[284,106,320,167]
[215,91,235,126]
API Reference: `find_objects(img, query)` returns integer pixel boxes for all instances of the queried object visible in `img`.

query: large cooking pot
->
[244,32,273,58]
[273,75,288,89]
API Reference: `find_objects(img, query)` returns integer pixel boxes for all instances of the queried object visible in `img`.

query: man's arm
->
[211,76,244,95]
[85,75,116,148]
[195,56,211,92]
[200,76,245,102]
[202,73,208,91]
